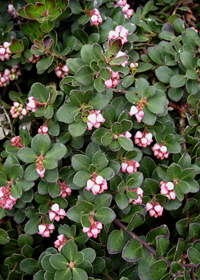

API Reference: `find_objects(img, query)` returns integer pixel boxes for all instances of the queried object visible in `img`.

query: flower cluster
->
[104,68,120,89]
[152,143,169,160]
[0,66,21,87]
[129,107,144,122]
[115,51,128,67]
[114,0,134,19]
[0,42,12,61]
[128,187,143,204]
[10,102,27,119]
[58,180,72,198]
[146,201,164,218]
[160,181,176,200]
[134,131,153,148]
[54,235,68,252]
[108,25,129,44]
[121,159,140,174]
[26,97,45,112]
[27,54,40,64]
[54,65,69,78]
[38,222,55,237]
[191,26,198,33]
[88,8,103,27]
[8,4,19,18]
[86,175,108,195]
[130,62,138,72]
[85,110,105,130]
[49,203,67,222]
[36,154,45,177]
[119,131,132,139]
[83,220,103,238]
[0,181,17,210]
[11,136,24,148]
[38,125,48,135]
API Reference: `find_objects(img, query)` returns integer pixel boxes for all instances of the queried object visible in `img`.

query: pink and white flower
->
[0,181,17,210]
[36,154,45,178]
[89,8,103,26]
[128,187,143,204]
[83,220,103,238]
[152,143,169,160]
[160,181,176,200]
[49,203,67,222]
[129,105,144,123]
[119,131,132,139]
[121,159,140,173]
[54,234,68,252]
[38,125,48,135]
[10,102,27,119]
[0,66,21,87]
[38,222,55,237]
[114,0,133,19]
[8,4,19,18]
[86,110,105,130]
[104,68,120,89]
[86,175,108,195]
[27,54,40,64]
[134,131,153,148]
[54,64,69,78]
[146,201,163,218]
[11,136,24,148]
[108,26,129,44]
[0,42,12,61]
[58,180,72,198]
[26,97,45,112]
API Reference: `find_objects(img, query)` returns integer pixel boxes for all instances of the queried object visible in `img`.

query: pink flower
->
[54,64,69,78]
[11,136,24,148]
[36,154,45,178]
[86,175,108,195]
[49,203,67,222]
[89,8,103,26]
[27,54,40,64]
[0,181,17,210]
[104,68,120,89]
[160,181,176,200]
[119,131,132,139]
[134,131,153,148]
[86,110,105,130]
[8,4,19,18]
[129,105,144,123]
[191,27,198,33]
[38,222,55,237]
[0,42,12,61]
[114,0,133,19]
[128,187,143,204]
[152,143,169,160]
[54,234,68,252]
[121,159,140,173]
[26,97,41,112]
[146,201,163,218]
[10,102,27,119]
[108,25,129,44]
[83,221,103,238]
[38,125,48,135]
[58,180,72,198]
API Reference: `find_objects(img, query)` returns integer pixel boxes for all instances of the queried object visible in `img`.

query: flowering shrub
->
[0,0,200,279]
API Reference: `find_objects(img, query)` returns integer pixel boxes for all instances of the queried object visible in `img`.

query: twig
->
[14,81,23,94]
[1,104,14,136]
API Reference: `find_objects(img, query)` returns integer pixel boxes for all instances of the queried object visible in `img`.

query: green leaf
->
[108,230,126,254]
[109,39,123,57]
[40,20,54,32]
[98,167,115,180]
[20,258,38,274]
[31,134,51,155]
[0,228,10,245]
[75,66,94,85]
[148,47,162,64]
[11,184,22,199]
[95,207,116,224]
[0,171,7,187]
[155,66,174,83]
[36,56,54,73]
[118,136,133,151]
[187,247,200,265]
[25,163,39,181]
[45,143,66,160]
[54,268,72,280]
[43,157,57,170]
[122,75,134,88]
[29,82,49,103]
[81,44,97,64]
[136,78,149,98]
[122,238,143,262]
[150,260,168,280]
[25,217,41,235]
[115,193,129,210]
[61,240,77,262]
[156,235,170,257]
[72,268,88,280]
[69,121,87,137]
[167,163,182,179]
[67,206,82,223]
[99,68,111,80]
[72,154,91,172]
[94,77,105,92]
[143,179,160,196]
[50,254,68,270]
[77,201,94,213]
[56,104,79,124]
[186,69,199,80]
[180,51,196,70]
[18,148,37,163]
[92,151,108,172]
[94,194,112,210]
[147,90,166,114]
[170,75,187,88]
[73,171,91,187]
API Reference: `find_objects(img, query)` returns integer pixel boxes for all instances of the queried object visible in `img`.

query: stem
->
[105,273,113,280]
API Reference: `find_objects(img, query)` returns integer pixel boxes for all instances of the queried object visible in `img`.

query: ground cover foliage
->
[0,0,200,279]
